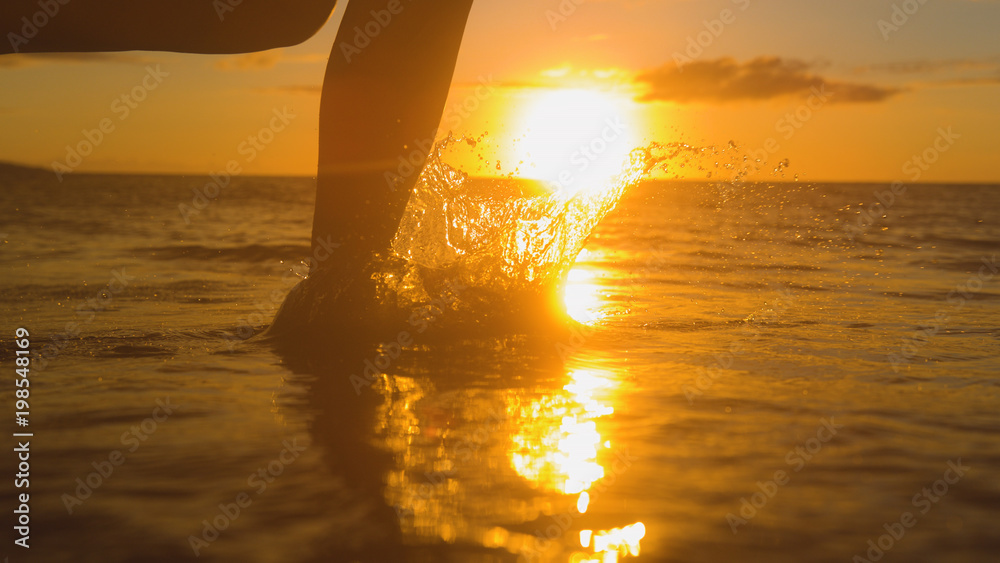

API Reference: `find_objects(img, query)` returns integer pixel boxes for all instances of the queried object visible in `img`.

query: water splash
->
[383,136,715,310]
[268,134,792,339]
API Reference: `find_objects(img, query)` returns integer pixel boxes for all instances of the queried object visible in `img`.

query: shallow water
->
[2,173,999,562]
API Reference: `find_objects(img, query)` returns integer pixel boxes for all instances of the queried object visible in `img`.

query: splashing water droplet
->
[378,135,789,316]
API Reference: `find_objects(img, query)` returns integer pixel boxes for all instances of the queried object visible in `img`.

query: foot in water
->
[2,0,482,334]
[269,0,482,343]
[2,0,589,343]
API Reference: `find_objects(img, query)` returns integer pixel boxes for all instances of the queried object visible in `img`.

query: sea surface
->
[1,171,999,562]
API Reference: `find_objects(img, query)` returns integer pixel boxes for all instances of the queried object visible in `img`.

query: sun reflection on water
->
[508,368,646,562]
[508,369,615,494]
[577,522,647,562]
[563,264,608,324]
[370,362,645,562]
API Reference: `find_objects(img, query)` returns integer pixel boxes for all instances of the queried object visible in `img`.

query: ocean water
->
[1,170,999,563]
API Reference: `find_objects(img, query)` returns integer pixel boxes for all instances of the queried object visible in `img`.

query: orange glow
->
[512,89,639,195]
[577,522,647,562]
[508,369,616,494]
[563,264,612,324]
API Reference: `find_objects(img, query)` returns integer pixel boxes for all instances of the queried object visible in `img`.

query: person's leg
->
[311,0,476,269]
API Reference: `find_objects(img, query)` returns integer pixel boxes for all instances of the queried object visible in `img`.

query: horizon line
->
[2,161,998,186]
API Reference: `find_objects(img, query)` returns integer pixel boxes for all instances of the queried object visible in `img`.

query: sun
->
[513,88,638,195]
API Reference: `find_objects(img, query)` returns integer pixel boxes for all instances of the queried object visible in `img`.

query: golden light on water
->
[513,88,638,196]
[370,364,646,561]
[563,265,608,324]
[576,522,647,562]
[508,369,617,494]
[506,367,647,561]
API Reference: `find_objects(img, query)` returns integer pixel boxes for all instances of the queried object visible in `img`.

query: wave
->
[138,243,311,262]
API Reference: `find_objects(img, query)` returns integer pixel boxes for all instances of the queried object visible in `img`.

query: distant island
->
[0,161,50,178]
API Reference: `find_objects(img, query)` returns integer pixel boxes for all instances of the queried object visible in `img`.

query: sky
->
[1,0,998,183]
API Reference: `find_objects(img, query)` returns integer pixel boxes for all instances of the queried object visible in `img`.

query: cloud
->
[254,84,323,95]
[635,56,903,104]
[0,52,148,68]
[213,49,327,71]
[855,57,1000,75]
[491,65,633,90]
[853,57,1000,90]
[939,75,1000,85]
[214,49,284,71]
[914,75,1000,88]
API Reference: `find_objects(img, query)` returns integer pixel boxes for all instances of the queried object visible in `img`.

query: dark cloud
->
[853,57,1000,90]
[855,57,1000,75]
[635,56,903,104]
[0,52,147,68]
[924,75,1000,87]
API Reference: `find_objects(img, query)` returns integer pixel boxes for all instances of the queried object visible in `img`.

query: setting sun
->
[4,0,1000,561]
[512,89,639,194]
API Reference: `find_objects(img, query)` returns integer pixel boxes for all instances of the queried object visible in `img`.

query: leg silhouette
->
[312,0,475,267]
[3,0,477,339]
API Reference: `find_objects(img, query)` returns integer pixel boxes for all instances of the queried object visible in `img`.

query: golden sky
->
[1,0,998,183]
